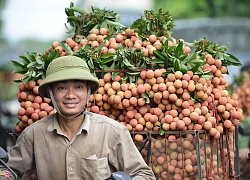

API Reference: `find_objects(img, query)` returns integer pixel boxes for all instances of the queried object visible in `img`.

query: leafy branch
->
[65,2,126,39]
[193,38,242,68]
[11,50,59,82]
[130,8,174,37]
[150,39,207,75]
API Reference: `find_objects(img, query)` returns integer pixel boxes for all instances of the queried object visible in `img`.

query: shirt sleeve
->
[110,127,156,180]
[5,129,34,178]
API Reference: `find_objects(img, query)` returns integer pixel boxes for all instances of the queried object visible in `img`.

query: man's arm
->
[112,128,156,180]
[1,130,34,179]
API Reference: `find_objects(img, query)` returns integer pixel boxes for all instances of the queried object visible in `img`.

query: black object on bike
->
[0,147,19,180]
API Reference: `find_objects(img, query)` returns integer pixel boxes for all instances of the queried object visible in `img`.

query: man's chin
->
[60,111,84,119]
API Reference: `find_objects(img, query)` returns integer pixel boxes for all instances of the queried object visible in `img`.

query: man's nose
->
[65,88,76,98]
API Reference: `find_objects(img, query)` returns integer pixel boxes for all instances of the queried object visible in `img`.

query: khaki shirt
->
[1,112,156,180]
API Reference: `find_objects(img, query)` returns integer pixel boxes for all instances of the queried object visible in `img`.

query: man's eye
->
[58,86,66,90]
[76,85,83,90]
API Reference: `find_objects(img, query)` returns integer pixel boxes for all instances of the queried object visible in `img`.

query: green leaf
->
[110,61,116,70]
[87,59,95,69]
[11,60,27,74]
[101,56,114,64]
[31,70,37,77]
[26,52,36,61]
[188,59,204,64]
[19,55,31,65]
[159,126,165,136]
[173,59,181,71]
[62,43,73,54]
[46,50,59,62]
[64,24,75,34]
[190,62,202,73]
[27,61,37,69]
[13,79,23,83]
[22,74,32,83]
[141,92,150,104]
[67,16,82,22]
[203,75,213,79]
[226,53,242,66]
[35,64,43,69]
[126,72,140,76]
[101,53,116,58]
[105,15,116,20]
[184,42,193,47]
[111,72,119,80]
[154,50,167,60]
[175,41,183,57]
[70,6,86,15]
[123,59,136,70]
[179,54,188,61]
[150,58,165,64]
[130,19,143,29]
[101,21,108,29]
[35,56,44,65]
[35,71,44,78]
[127,74,137,84]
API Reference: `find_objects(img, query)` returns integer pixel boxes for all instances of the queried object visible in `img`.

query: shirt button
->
[68,144,71,148]
[68,167,73,171]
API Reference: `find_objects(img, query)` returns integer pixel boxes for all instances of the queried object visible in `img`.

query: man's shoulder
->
[20,114,54,134]
[14,114,55,143]
[90,112,127,131]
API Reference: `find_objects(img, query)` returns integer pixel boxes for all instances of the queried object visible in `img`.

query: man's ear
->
[46,85,51,98]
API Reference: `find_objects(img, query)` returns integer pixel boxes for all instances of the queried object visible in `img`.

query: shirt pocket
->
[81,157,109,180]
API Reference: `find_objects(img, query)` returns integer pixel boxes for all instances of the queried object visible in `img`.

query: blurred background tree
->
[0,0,6,42]
[154,0,250,19]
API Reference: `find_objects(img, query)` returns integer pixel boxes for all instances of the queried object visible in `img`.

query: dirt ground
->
[240,159,250,179]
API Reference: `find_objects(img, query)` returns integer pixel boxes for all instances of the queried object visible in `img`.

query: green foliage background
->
[154,0,250,19]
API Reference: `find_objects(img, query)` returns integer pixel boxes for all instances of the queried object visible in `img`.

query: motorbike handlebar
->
[0,147,19,180]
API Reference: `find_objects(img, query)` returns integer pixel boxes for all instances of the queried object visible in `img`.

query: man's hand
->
[239,148,250,161]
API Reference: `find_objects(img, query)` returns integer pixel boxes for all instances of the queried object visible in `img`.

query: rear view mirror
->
[110,171,131,180]
[0,147,9,163]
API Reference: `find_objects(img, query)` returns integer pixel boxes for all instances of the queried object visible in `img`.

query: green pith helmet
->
[38,56,100,98]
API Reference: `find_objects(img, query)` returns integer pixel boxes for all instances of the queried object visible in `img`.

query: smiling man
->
[1,56,156,180]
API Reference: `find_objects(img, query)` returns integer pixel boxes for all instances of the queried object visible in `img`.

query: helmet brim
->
[38,57,99,97]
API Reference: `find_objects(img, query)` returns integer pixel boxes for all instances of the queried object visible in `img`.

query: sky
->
[2,0,153,43]
[2,0,79,43]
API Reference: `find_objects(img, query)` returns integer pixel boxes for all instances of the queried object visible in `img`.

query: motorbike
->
[0,147,131,180]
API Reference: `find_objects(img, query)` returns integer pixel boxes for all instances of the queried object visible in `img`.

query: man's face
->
[52,80,88,118]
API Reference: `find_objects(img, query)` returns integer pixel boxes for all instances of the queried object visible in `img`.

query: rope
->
[206,94,218,179]
[219,135,227,180]
[226,130,236,180]
[210,94,227,179]
[208,94,217,178]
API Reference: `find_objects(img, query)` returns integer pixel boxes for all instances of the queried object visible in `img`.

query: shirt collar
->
[47,113,91,134]
[77,113,91,134]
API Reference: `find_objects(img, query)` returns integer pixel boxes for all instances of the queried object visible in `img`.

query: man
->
[0,62,20,152]
[237,63,250,161]
[1,56,156,179]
